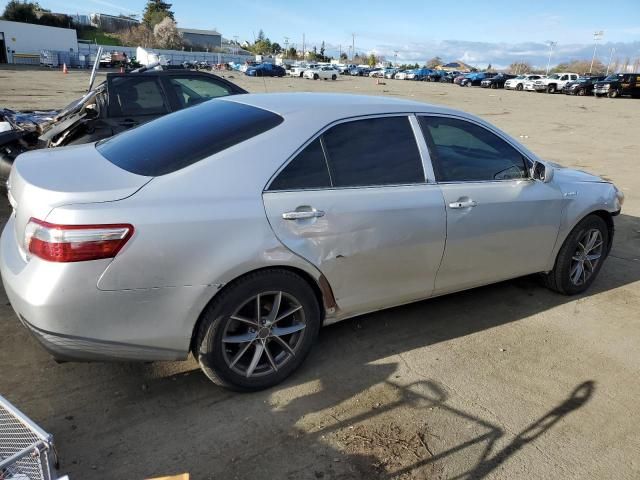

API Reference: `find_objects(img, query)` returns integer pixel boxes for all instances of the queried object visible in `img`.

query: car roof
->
[222,93,467,120]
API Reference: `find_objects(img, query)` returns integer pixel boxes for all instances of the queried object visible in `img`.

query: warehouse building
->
[0,19,77,64]
[178,28,222,50]
[89,13,139,33]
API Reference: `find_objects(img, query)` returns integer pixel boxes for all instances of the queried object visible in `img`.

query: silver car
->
[0,93,624,390]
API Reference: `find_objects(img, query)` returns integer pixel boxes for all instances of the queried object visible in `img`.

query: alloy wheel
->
[569,229,604,286]
[221,292,306,378]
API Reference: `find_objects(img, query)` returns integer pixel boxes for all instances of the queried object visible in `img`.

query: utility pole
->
[393,50,398,67]
[606,47,615,75]
[302,33,305,61]
[546,41,557,74]
[233,35,239,56]
[284,36,289,59]
[352,33,355,62]
[589,31,604,74]
[339,44,342,60]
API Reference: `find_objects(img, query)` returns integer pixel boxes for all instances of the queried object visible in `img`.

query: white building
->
[0,20,78,63]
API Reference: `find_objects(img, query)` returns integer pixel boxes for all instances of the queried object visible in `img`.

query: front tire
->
[577,88,586,96]
[608,89,619,98]
[542,215,609,295]
[313,73,319,80]
[516,83,523,91]
[332,74,337,80]
[196,270,321,391]
[547,84,557,94]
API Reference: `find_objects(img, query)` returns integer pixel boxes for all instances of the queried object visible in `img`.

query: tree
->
[257,29,265,42]
[287,47,297,59]
[320,41,325,58]
[153,17,182,49]
[368,53,377,67]
[2,0,38,23]
[509,61,532,74]
[120,24,155,48]
[486,63,493,71]
[143,0,174,28]
[270,42,281,54]
[426,56,442,69]
[340,52,348,61]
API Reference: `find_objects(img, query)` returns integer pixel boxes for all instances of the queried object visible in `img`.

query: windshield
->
[548,74,560,80]
[604,74,622,81]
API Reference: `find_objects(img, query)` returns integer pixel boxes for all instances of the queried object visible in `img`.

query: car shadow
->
[1,214,638,479]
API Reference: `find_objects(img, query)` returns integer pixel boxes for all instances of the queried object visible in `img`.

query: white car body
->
[533,73,579,93]
[288,64,317,77]
[505,74,546,91]
[395,71,411,80]
[303,66,340,80]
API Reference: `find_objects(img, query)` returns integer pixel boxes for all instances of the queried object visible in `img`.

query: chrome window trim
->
[264,113,429,192]
[415,113,535,185]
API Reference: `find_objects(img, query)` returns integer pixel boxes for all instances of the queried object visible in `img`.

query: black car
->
[593,73,640,98]
[562,76,605,96]
[0,69,247,178]
[480,73,516,89]
[439,72,460,83]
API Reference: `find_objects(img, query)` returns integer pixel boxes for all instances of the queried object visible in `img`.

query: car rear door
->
[263,115,446,316]
[417,115,564,294]
[106,74,170,134]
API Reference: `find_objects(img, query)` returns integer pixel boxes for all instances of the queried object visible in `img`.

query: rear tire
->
[196,270,321,391]
[542,215,609,295]
[332,74,337,80]
[313,73,319,80]
[577,88,586,96]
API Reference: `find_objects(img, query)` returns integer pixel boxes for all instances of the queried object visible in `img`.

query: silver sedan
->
[1,93,624,390]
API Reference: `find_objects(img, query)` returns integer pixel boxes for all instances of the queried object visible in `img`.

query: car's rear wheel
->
[542,215,609,295]
[577,88,586,96]
[332,74,337,80]
[196,270,321,391]
[313,73,319,80]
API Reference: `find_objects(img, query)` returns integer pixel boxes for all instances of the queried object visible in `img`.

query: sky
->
[3,0,640,68]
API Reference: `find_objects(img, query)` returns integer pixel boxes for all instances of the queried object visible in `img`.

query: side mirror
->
[531,161,554,183]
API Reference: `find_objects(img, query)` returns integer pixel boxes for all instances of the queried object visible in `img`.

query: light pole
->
[393,50,398,67]
[589,31,604,74]
[284,36,289,59]
[352,33,355,62]
[546,41,557,74]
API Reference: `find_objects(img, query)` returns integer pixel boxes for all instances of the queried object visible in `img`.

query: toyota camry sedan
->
[1,93,624,390]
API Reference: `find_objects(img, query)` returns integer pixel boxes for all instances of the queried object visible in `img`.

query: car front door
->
[106,75,170,134]
[263,115,446,316]
[417,115,564,294]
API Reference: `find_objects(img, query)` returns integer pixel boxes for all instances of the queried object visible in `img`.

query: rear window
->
[97,100,283,176]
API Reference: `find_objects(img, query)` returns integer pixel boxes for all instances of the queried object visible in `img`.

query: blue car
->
[408,68,433,81]
[245,63,286,77]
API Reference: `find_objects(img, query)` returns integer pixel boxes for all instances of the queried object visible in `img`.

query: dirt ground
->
[1,66,639,480]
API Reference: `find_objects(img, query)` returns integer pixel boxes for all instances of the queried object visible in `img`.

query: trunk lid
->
[8,143,152,245]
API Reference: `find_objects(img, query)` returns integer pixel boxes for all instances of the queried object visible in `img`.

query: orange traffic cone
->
[62,63,68,74]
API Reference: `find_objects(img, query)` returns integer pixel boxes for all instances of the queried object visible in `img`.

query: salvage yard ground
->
[1,66,639,480]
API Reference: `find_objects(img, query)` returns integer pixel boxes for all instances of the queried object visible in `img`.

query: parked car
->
[407,68,433,81]
[349,67,369,76]
[562,76,605,96]
[593,73,640,98]
[394,70,411,80]
[426,70,447,82]
[303,65,340,80]
[452,73,467,85]
[288,63,317,77]
[245,63,286,77]
[0,69,247,180]
[384,68,400,79]
[1,93,623,390]
[505,74,545,91]
[533,73,579,93]
[337,64,356,74]
[368,69,385,78]
[480,73,517,89]
[460,72,497,87]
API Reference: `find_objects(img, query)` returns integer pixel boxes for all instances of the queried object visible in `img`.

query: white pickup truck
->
[288,64,318,77]
[533,73,579,93]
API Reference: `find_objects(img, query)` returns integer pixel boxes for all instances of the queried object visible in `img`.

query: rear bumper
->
[1,214,211,362]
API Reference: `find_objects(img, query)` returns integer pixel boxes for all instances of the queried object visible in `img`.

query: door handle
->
[282,209,325,220]
[449,200,478,209]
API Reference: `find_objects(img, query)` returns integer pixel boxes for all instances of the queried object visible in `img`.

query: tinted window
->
[322,117,424,187]
[269,139,331,190]
[97,100,283,176]
[168,77,232,109]
[419,116,527,182]
[108,77,168,117]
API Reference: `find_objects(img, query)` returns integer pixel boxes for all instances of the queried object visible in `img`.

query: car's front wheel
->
[196,270,321,391]
[516,83,523,91]
[543,215,609,295]
[547,84,557,93]
[332,74,337,80]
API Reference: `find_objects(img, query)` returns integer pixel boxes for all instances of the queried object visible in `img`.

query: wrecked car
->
[0,69,247,180]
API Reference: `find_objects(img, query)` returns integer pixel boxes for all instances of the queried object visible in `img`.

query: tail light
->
[24,218,134,262]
